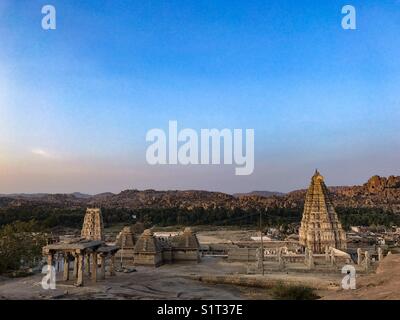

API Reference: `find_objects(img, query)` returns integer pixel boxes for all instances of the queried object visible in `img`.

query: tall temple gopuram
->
[81,208,104,241]
[299,170,347,253]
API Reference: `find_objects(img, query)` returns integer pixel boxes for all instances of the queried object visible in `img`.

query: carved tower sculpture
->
[81,208,104,241]
[299,170,347,253]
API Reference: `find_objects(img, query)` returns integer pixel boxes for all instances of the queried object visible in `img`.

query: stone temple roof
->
[134,229,162,253]
[44,240,104,252]
[170,228,200,249]
[115,224,143,248]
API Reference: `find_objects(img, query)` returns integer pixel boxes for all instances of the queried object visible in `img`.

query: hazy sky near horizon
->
[1,0,400,194]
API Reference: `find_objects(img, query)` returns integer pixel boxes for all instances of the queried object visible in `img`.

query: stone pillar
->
[109,255,116,276]
[364,251,370,272]
[277,247,284,270]
[325,247,330,262]
[330,251,336,266]
[308,249,314,269]
[378,247,383,261]
[357,248,362,265]
[63,254,70,281]
[73,254,78,279]
[75,253,84,287]
[100,255,106,280]
[47,253,53,267]
[91,252,97,282]
[256,247,262,270]
[54,253,59,271]
[85,254,91,276]
[304,247,308,262]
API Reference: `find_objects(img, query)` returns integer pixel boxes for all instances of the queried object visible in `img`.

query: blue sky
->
[0,0,399,193]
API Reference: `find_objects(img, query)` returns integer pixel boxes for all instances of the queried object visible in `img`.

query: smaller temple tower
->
[115,223,145,264]
[133,229,163,267]
[170,227,201,262]
[81,208,104,241]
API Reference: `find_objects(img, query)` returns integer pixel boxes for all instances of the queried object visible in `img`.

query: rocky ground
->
[2,253,397,300]
[322,253,400,300]
[0,257,342,300]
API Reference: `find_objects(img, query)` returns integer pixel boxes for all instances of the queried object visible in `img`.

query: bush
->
[271,283,320,300]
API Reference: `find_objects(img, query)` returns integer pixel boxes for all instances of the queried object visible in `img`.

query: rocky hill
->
[1,175,400,213]
[233,191,286,197]
[239,175,400,212]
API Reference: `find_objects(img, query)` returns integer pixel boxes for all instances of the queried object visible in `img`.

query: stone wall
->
[172,249,200,262]
[134,252,163,267]
[228,248,258,261]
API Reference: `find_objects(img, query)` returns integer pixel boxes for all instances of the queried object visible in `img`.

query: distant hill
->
[1,175,400,213]
[0,192,92,199]
[0,193,52,199]
[71,192,92,199]
[233,191,286,197]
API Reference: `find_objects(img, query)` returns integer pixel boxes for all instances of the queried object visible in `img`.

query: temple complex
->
[133,227,201,267]
[299,170,347,253]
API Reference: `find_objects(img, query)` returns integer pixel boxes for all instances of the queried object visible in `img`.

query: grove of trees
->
[0,220,47,274]
[1,205,399,231]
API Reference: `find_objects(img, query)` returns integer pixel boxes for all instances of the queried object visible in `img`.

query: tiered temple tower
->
[81,208,104,241]
[115,223,145,264]
[299,170,347,253]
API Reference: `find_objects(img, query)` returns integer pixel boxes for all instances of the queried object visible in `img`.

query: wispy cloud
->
[31,148,57,159]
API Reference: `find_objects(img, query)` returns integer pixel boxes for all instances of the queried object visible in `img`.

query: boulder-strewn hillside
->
[281,175,400,213]
[1,175,400,213]
[233,191,286,198]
